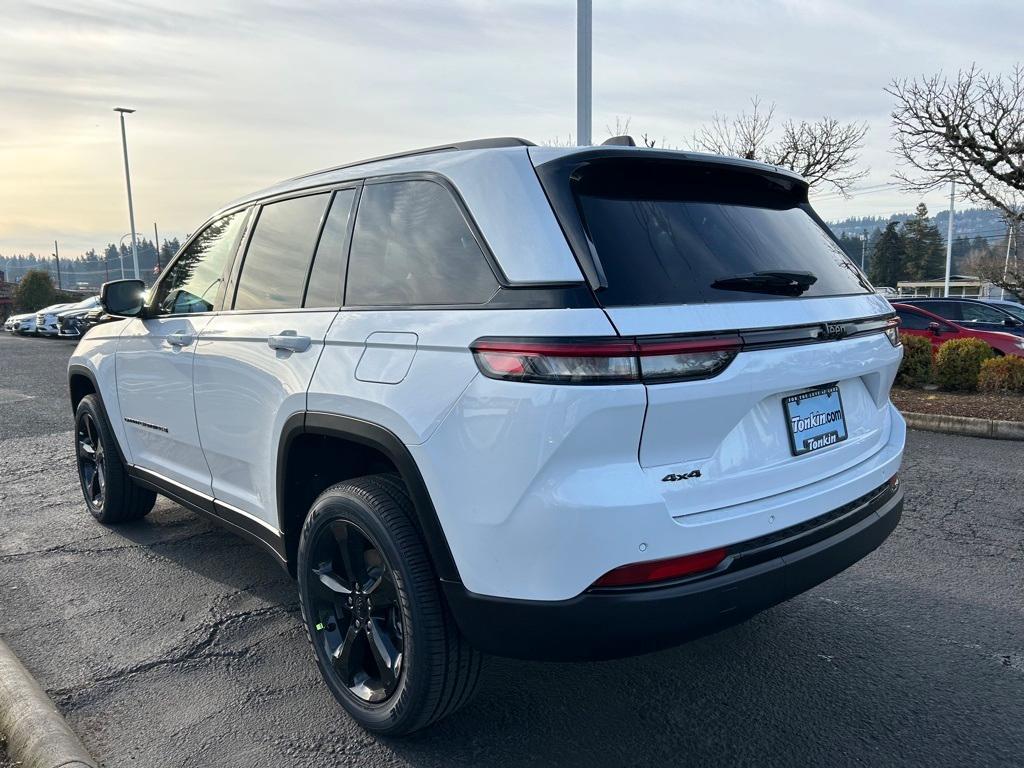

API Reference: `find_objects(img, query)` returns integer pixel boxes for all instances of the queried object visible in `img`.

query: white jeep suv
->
[69,138,905,735]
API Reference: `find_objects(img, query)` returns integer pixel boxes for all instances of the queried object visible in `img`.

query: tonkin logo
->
[820,322,848,340]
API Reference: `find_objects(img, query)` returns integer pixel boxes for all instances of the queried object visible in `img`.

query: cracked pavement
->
[1,332,1023,767]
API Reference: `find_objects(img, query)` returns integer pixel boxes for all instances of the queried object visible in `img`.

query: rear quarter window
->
[344,179,499,307]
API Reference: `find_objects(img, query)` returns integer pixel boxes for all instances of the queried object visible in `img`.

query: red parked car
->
[893,303,1024,357]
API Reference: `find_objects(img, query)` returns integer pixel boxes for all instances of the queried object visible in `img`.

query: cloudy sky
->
[1,0,1020,259]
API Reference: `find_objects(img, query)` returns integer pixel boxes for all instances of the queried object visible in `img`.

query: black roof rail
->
[288,137,536,182]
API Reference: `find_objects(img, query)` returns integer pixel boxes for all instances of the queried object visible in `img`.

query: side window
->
[233,194,330,311]
[897,310,931,331]
[154,210,247,315]
[304,189,358,308]
[345,179,499,306]
[925,301,962,321]
[959,303,1010,324]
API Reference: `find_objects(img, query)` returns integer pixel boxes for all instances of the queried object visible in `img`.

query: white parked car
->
[35,302,77,337]
[9,313,37,335]
[69,137,906,735]
[55,296,101,338]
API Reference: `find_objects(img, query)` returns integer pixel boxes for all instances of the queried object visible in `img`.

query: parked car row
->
[893,298,1024,357]
[4,295,114,338]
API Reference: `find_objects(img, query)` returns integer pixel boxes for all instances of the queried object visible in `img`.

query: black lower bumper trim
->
[443,485,903,661]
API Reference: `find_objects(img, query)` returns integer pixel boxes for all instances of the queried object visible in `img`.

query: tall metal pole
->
[576,0,592,146]
[53,240,61,290]
[114,107,140,280]
[153,222,161,271]
[860,230,867,271]
[944,181,955,297]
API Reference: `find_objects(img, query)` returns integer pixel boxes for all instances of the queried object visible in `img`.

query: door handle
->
[166,331,194,347]
[268,332,311,353]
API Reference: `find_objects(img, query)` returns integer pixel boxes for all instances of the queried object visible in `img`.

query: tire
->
[74,394,156,524]
[297,475,482,736]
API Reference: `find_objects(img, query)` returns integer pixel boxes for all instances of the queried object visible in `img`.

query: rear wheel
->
[74,395,156,523]
[297,476,482,735]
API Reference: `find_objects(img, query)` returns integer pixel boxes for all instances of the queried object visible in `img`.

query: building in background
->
[896,276,1002,298]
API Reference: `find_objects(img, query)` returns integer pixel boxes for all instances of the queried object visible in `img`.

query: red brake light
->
[471,336,741,385]
[592,548,728,588]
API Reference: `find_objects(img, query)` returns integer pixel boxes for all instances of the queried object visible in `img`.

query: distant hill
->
[829,207,1007,244]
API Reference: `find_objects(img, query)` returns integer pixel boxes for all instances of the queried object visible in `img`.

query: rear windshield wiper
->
[711,270,818,297]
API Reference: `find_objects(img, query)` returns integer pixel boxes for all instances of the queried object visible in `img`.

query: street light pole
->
[53,240,62,290]
[114,107,141,280]
[577,0,592,146]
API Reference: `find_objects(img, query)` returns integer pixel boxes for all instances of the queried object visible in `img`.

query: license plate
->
[783,385,848,456]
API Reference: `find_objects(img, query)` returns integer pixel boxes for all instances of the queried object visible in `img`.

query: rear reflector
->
[591,547,728,588]
[471,336,741,385]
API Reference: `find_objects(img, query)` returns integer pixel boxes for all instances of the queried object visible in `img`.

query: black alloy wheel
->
[76,411,106,509]
[308,519,404,703]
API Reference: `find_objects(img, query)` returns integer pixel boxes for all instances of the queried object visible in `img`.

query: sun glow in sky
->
[1,0,1020,258]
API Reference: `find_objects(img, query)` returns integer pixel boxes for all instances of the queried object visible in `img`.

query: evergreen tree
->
[14,269,55,312]
[869,222,906,287]
[901,203,945,280]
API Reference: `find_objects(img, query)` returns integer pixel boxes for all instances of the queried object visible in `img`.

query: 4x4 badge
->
[662,470,701,482]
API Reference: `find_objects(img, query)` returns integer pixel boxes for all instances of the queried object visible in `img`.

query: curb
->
[0,638,98,768]
[903,411,1024,441]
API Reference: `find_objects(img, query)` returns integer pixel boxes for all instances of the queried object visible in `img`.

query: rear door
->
[548,156,900,515]
[116,209,250,493]
[193,187,358,530]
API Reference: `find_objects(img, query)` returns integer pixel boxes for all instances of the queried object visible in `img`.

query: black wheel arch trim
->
[68,364,130,468]
[277,411,461,584]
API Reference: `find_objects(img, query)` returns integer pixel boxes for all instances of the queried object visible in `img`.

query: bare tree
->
[692,98,868,195]
[963,232,1023,300]
[887,64,1024,230]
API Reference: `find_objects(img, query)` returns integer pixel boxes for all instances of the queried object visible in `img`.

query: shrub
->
[978,356,1024,393]
[896,335,934,387]
[934,337,994,391]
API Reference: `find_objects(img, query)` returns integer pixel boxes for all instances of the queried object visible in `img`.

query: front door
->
[116,208,250,494]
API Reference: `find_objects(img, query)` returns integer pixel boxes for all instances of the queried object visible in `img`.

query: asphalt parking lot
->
[1,330,1022,768]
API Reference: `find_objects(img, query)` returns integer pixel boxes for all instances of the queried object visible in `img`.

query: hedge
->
[934,338,994,392]
[977,356,1024,393]
[896,335,934,387]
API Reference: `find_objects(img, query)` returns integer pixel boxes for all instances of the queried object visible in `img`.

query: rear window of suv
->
[567,159,871,307]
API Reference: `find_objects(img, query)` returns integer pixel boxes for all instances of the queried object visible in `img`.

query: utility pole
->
[53,240,62,290]
[153,222,161,271]
[944,181,955,297]
[576,0,592,146]
[860,229,867,271]
[1002,225,1016,300]
[114,107,141,280]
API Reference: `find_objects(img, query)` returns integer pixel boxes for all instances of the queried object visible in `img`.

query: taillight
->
[884,318,901,347]
[591,547,728,588]
[471,336,741,385]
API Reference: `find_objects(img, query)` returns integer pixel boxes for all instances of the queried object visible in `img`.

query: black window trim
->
[149,169,594,319]
[302,183,363,309]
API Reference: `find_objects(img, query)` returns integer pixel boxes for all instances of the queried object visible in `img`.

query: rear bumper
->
[444,478,902,661]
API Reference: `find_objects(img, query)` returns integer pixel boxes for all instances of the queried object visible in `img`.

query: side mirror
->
[1003,317,1022,327]
[100,279,147,318]
[928,321,943,336]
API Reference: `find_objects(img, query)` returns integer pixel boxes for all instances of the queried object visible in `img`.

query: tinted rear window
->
[572,160,871,307]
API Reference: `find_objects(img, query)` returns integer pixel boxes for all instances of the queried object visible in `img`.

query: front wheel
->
[74,394,156,523]
[297,476,482,736]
